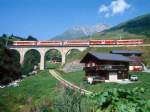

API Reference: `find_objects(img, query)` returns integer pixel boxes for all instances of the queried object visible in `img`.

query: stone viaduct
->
[9,46,87,70]
[9,44,150,70]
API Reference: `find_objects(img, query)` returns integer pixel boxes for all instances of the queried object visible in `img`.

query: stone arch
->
[10,49,20,63]
[44,48,62,69]
[66,48,83,55]
[24,48,41,57]
[65,48,82,63]
[23,49,41,72]
[9,48,24,64]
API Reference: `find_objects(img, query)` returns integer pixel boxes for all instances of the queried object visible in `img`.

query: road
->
[49,70,92,95]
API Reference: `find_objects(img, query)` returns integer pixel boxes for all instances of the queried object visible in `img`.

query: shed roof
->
[80,52,132,63]
[111,50,144,55]
[129,56,144,62]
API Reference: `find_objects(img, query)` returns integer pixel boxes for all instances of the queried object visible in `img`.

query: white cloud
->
[111,0,130,15]
[99,4,109,13]
[99,0,130,17]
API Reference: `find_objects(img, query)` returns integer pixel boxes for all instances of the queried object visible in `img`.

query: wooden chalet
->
[111,50,144,71]
[80,52,132,82]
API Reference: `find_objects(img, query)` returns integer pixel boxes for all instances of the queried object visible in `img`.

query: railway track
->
[49,70,92,95]
[90,44,150,47]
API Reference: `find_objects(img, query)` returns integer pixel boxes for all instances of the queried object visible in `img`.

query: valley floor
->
[1,69,150,112]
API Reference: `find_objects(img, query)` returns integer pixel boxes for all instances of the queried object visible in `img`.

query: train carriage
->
[13,41,37,46]
[90,40,116,45]
[37,41,62,46]
[116,39,144,45]
[63,40,89,46]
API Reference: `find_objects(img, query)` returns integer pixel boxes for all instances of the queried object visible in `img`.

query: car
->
[130,75,138,81]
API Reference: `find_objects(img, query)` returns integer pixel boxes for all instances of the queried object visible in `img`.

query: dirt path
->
[49,70,92,95]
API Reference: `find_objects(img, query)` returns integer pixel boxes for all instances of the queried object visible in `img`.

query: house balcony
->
[84,65,128,71]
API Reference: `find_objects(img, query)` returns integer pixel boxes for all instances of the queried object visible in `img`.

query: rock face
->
[63,60,84,73]
[51,24,110,40]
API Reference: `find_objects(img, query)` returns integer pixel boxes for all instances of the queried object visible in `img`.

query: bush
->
[89,88,150,112]
[53,87,91,112]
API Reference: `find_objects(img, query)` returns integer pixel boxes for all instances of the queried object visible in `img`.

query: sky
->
[0,0,150,40]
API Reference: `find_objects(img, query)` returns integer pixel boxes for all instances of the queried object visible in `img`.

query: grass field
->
[45,61,61,69]
[1,69,150,112]
[61,71,150,99]
[0,70,58,112]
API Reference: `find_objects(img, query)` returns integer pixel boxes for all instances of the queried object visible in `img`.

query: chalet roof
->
[129,56,144,62]
[110,50,144,55]
[80,52,132,63]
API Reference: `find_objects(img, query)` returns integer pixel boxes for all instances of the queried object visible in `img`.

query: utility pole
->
[120,35,122,40]
[5,36,9,47]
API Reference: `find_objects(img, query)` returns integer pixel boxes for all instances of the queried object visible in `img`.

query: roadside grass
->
[0,70,58,112]
[61,71,150,99]
[60,71,85,86]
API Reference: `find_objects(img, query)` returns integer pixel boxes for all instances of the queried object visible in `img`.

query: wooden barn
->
[110,50,144,71]
[80,52,132,83]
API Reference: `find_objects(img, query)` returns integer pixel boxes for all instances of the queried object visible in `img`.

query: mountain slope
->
[51,24,110,40]
[106,13,150,37]
[90,13,150,40]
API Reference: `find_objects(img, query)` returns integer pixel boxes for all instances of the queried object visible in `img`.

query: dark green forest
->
[0,34,39,85]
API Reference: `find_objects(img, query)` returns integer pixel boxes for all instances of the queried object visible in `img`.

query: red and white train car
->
[90,40,116,45]
[116,39,144,45]
[13,41,37,46]
[63,40,89,46]
[37,41,62,46]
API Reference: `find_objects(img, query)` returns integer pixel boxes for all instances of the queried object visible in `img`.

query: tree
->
[0,44,21,85]
[26,35,37,41]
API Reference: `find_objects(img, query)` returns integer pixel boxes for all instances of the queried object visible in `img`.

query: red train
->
[13,41,37,46]
[116,39,143,45]
[36,41,62,46]
[13,41,63,46]
[90,40,116,45]
[12,39,144,46]
[63,40,89,46]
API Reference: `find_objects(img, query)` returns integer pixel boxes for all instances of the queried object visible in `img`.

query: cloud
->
[99,0,130,17]
[111,0,130,14]
[99,5,109,13]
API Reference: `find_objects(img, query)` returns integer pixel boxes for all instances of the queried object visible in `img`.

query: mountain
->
[90,13,150,40]
[51,24,110,40]
[110,13,150,36]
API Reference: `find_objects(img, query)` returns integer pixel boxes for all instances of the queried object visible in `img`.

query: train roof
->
[13,40,37,42]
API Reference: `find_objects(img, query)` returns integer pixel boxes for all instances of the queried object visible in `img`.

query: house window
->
[86,63,91,67]
[92,63,95,66]
[105,65,112,69]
